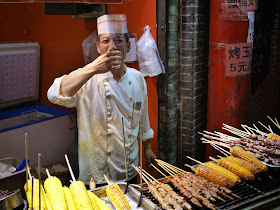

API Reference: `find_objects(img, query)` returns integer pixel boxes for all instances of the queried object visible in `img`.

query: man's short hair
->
[97,33,129,43]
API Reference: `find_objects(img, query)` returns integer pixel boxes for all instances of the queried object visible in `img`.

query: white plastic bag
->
[136,25,165,77]
[82,31,98,65]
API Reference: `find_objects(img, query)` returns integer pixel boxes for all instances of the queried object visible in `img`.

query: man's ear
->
[96,41,101,54]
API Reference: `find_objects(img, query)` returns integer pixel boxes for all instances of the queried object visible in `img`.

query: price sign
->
[225,43,252,77]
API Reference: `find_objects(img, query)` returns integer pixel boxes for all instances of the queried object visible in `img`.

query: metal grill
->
[139,172,280,210]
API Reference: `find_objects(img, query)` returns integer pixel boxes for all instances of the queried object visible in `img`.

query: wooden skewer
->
[138,168,153,183]
[151,163,170,180]
[244,125,268,136]
[268,125,273,133]
[222,127,248,138]
[103,174,110,185]
[209,156,218,162]
[186,156,204,165]
[201,138,231,149]
[241,124,253,135]
[214,131,240,140]
[275,117,280,127]
[27,165,32,180]
[132,165,149,186]
[138,167,159,183]
[184,163,196,172]
[25,133,29,192]
[258,121,272,133]
[200,132,231,143]
[155,160,179,174]
[210,143,230,156]
[139,125,143,193]
[46,168,51,178]
[64,154,76,182]
[267,115,280,129]
[156,161,175,177]
[156,159,187,174]
[223,124,250,137]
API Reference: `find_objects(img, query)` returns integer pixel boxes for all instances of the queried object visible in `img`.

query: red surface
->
[207,0,250,159]
[0,0,158,179]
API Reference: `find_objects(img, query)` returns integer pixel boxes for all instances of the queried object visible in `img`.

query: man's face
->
[96,33,130,61]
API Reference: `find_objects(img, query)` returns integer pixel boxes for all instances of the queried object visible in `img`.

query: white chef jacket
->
[47,67,154,184]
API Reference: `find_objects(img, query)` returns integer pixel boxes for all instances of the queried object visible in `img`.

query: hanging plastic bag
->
[136,25,165,77]
[82,31,99,65]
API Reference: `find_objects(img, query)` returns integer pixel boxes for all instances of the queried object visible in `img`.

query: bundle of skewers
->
[133,160,241,210]
[200,120,280,167]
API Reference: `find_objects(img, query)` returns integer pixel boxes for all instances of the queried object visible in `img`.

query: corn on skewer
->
[87,191,110,210]
[219,156,260,175]
[24,178,48,210]
[44,169,68,210]
[187,156,241,185]
[69,181,93,209]
[230,146,268,173]
[64,154,94,210]
[103,174,131,210]
[63,186,77,210]
[185,163,235,189]
[210,157,255,181]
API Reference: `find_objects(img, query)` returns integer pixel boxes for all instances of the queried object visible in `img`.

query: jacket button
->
[129,81,132,84]
[108,114,111,118]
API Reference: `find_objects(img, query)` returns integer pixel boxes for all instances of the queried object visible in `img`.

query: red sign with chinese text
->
[225,43,252,77]
[222,0,257,13]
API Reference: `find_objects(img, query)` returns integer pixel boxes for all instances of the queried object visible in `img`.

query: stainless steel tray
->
[90,182,156,210]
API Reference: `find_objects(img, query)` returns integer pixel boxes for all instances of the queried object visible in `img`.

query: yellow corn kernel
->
[24,178,48,210]
[226,156,260,175]
[205,162,242,185]
[267,133,280,141]
[63,186,77,210]
[44,194,52,210]
[195,165,235,188]
[44,176,68,210]
[88,191,110,210]
[106,183,131,210]
[69,181,93,210]
[217,158,255,181]
[230,146,268,173]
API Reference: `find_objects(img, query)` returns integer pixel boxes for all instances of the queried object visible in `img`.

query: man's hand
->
[90,50,122,75]
[143,140,156,169]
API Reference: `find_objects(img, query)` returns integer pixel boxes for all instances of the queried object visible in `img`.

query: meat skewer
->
[133,165,192,210]
[157,161,227,203]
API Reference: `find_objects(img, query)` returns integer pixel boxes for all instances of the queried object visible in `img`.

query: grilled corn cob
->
[230,146,268,173]
[45,194,52,210]
[69,180,93,210]
[88,191,110,210]
[106,183,131,210]
[44,176,68,210]
[225,156,260,175]
[24,178,48,210]
[205,162,242,185]
[63,186,77,210]
[267,133,280,141]
[195,165,235,188]
[217,158,255,181]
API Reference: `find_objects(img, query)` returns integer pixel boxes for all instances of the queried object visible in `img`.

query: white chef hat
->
[97,14,128,35]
